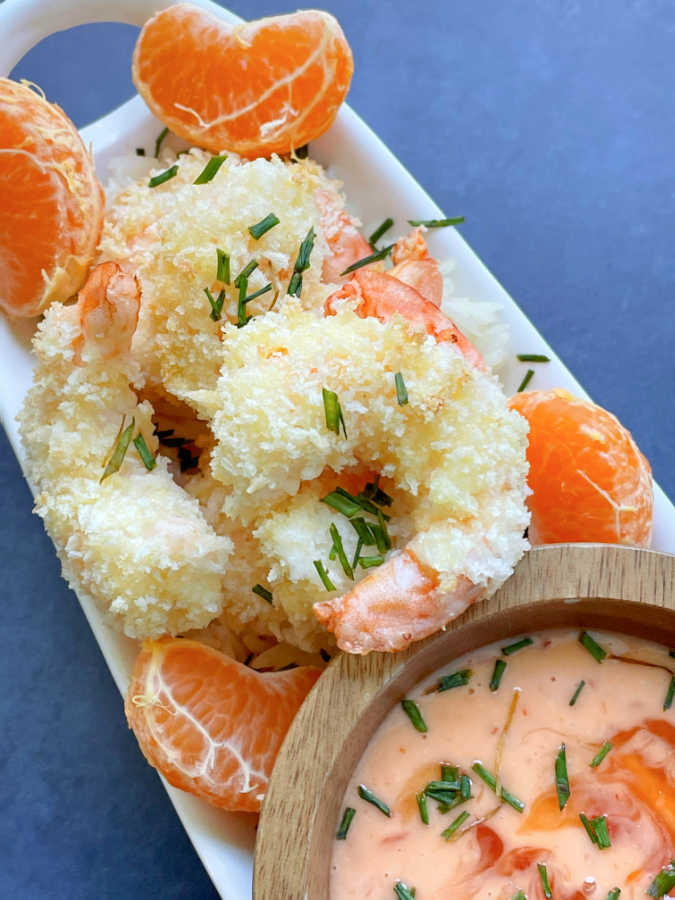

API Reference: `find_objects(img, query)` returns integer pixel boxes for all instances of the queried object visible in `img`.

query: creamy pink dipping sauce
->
[331,628,675,899]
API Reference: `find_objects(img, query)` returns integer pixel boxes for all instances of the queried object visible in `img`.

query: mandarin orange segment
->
[124,638,321,812]
[0,78,104,318]
[509,388,653,546]
[131,4,353,159]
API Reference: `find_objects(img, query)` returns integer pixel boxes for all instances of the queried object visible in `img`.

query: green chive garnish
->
[647,861,675,897]
[401,699,427,733]
[216,248,230,284]
[591,814,611,849]
[252,584,273,604]
[148,164,179,188]
[516,368,535,392]
[590,741,613,768]
[555,744,570,810]
[244,282,273,304]
[233,259,258,287]
[133,433,156,471]
[249,213,280,240]
[154,126,169,157]
[204,287,225,321]
[441,810,469,839]
[471,762,524,812]
[441,764,458,782]
[322,388,347,437]
[329,523,353,579]
[340,244,394,276]
[490,659,507,692]
[357,784,391,817]
[579,812,597,843]
[579,630,607,662]
[416,791,429,825]
[193,154,226,184]
[361,479,393,506]
[436,669,472,692]
[369,524,389,555]
[135,147,145,156]
[313,560,335,591]
[569,680,586,706]
[664,676,675,711]
[394,882,416,900]
[511,893,527,900]
[537,863,552,898]
[350,517,376,545]
[394,372,408,406]
[321,487,390,520]
[288,226,315,296]
[368,217,394,247]
[236,276,250,328]
[459,774,472,800]
[101,417,134,482]
[607,889,621,899]
[516,353,550,363]
[336,806,355,839]
[407,216,465,228]
[501,637,533,656]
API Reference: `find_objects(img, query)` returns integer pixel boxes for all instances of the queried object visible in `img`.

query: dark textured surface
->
[2,1,674,897]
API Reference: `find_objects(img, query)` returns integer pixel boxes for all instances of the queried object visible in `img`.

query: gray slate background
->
[2,1,674,897]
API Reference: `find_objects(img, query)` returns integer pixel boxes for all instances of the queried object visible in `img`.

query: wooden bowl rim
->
[253,543,675,898]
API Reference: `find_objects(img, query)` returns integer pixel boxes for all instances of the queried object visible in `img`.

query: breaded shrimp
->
[390,227,444,306]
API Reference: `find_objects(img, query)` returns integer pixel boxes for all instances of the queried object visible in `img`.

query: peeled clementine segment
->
[125,638,321,812]
[509,388,653,546]
[0,78,104,318]
[131,4,353,159]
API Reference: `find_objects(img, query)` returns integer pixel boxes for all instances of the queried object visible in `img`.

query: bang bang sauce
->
[330,628,675,899]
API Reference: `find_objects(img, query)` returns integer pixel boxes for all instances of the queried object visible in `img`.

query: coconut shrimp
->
[389,226,444,306]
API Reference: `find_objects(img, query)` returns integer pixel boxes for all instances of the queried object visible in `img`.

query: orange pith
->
[132,4,353,159]
[0,78,104,318]
[125,638,321,812]
[509,388,653,546]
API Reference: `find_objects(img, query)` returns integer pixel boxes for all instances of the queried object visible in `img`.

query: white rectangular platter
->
[1,1,674,898]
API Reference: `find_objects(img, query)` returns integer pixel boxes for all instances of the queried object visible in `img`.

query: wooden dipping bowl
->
[253,543,675,898]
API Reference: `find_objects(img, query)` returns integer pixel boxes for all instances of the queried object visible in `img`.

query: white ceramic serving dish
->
[1,1,674,898]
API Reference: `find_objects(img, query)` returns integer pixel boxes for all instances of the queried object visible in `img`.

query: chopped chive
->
[606,890,621,900]
[437,669,472,692]
[375,509,392,552]
[579,630,607,663]
[579,812,598,845]
[154,126,169,157]
[148,164,179,188]
[647,861,675,897]
[401,699,427,733]
[511,893,527,900]
[351,537,363,570]
[490,658,507,692]
[537,863,552,898]
[516,368,535,392]
[425,780,461,795]
[459,775,472,800]
[236,276,250,328]
[590,741,613,768]
[244,282,273,304]
[394,372,408,406]
[340,243,394,276]
[248,213,280,240]
[441,810,469,839]
[407,216,465,228]
[555,744,570,810]
[252,584,273,604]
[233,259,258,287]
[313,560,335,591]
[216,248,230,284]
[501,637,533,656]
[322,490,362,518]
[394,882,416,900]
[204,286,225,321]
[357,784,391,817]
[336,806,355,839]
[361,479,393,507]
[664,676,675,711]
[322,388,347,437]
[471,762,524,812]
[569,679,586,706]
[135,147,145,156]
[516,353,550,363]
[416,791,429,824]
[329,523,354,579]
[101,417,134,482]
[193,154,226,184]
[591,814,611,849]
[359,555,385,569]
[368,217,394,247]
[350,517,376,546]
[441,764,458,782]
[133,433,156,471]
[288,226,315,296]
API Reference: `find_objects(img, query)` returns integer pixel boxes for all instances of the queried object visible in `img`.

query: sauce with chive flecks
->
[330,628,675,899]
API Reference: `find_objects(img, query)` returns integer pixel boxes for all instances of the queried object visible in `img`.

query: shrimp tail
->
[313,549,484,654]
